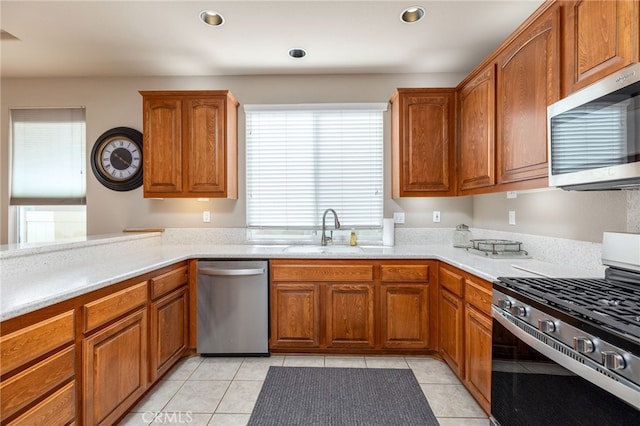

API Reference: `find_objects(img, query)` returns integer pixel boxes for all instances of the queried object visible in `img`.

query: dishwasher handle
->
[198,267,266,277]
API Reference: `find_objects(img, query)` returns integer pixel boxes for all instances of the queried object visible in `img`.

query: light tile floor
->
[120,355,489,426]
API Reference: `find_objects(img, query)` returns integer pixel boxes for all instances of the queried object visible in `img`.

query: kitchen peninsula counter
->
[0,231,603,322]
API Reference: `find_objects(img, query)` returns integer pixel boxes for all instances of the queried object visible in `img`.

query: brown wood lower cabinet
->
[0,261,190,426]
[438,288,464,376]
[271,282,321,348]
[380,283,430,349]
[464,304,492,413]
[5,381,76,426]
[0,311,76,425]
[83,309,148,426]
[269,259,436,354]
[326,283,375,349]
[149,265,189,382]
[438,264,493,414]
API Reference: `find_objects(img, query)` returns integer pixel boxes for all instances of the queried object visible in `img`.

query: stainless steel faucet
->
[321,208,341,246]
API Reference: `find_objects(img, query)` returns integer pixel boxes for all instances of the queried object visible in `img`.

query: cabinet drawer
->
[6,380,75,426]
[83,281,147,333]
[0,310,74,375]
[380,264,429,282]
[272,264,374,282]
[0,346,75,421]
[465,280,492,315]
[150,265,188,299]
[439,267,464,297]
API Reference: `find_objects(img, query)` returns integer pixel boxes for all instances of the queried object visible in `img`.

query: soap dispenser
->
[453,224,472,248]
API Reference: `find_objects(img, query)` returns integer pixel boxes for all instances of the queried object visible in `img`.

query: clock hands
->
[113,151,132,167]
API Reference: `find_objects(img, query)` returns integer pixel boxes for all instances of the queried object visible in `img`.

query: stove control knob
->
[511,306,527,317]
[497,299,512,310]
[602,351,626,370]
[573,337,594,353]
[538,320,555,333]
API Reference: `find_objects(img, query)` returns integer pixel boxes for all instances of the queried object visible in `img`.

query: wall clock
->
[91,127,143,191]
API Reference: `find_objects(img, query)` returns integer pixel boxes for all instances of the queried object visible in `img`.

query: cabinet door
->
[563,0,639,95]
[150,287,188,382]
[458,66,496,193]
[142,96,183,195]
[380,283,430,349]
[83,309,148,426]
[464,305,492,414]
[270,283,321,348]
[325,283,375,349]
[438,288,463,376]
[496,6,559,185]
[391,89,456,197]
[184,97,227,195]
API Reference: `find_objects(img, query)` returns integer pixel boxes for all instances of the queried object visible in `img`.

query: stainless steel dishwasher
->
[196,260,269,356]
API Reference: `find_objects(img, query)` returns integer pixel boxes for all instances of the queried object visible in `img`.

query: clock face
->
[99,137,142,181]
[91,127,144,191]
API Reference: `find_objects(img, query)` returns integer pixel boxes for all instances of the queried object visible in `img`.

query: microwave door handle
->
[198,267,266,277]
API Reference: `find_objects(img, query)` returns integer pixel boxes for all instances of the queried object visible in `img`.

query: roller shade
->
[10,108,86,205]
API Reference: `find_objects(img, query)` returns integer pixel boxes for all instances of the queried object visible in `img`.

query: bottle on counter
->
[350,229,357,246]
[453,224,472,248]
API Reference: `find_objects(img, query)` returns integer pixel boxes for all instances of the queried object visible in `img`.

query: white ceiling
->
[0,0,545,78]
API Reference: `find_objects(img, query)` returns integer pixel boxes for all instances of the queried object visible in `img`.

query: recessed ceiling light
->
[288,48,307,59]
[199,10,224,27]
[401,6,425,23]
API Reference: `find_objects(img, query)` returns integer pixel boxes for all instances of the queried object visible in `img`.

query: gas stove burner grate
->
[496,276,640,338]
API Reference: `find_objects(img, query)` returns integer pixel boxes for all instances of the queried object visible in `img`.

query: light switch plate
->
[508,210,516,225]
[393,212,405,224]
[433,211,441,223]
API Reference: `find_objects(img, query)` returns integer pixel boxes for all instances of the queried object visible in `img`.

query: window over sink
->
[245,103,385,243]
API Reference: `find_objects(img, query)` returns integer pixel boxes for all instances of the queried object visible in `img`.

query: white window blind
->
[245,104,385,232]
[10,108,86,205]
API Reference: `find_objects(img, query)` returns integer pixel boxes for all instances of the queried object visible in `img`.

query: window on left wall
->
[10,108,87,244]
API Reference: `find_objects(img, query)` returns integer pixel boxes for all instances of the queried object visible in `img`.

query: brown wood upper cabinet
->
[140,90,238,198]
[562,0,639,96]
[496,4,559,186]
[457,65,496,194]
[390,89,456,197]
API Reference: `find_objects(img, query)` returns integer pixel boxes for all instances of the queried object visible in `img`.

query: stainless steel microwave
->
[547,63,640,190]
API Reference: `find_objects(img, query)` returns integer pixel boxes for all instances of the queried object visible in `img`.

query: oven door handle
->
[492,306,640,410]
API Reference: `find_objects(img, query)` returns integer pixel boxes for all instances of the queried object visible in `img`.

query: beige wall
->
[0,73,631,245]
[1,73,470,243]
[472,188,628,243]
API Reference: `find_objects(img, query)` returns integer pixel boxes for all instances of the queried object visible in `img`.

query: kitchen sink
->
[282,245,365,254]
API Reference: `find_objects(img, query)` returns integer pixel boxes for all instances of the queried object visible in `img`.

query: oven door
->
[491,307,639,426]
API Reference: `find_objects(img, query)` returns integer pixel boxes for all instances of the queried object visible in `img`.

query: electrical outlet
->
[433,211,441,223]
[203,211,211,223]
[508,210,516,225]
[393,212,405,224]
[506,191,517,199]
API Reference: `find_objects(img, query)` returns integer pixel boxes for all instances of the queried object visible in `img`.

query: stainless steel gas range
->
[491,232,640,426]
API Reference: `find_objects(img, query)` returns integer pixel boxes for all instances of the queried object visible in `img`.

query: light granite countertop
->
[0,232,604,322]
